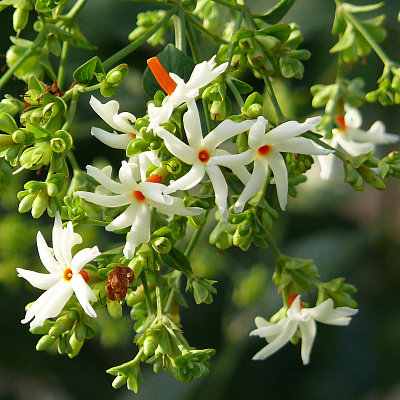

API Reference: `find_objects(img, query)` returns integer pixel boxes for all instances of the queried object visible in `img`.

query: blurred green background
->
[1,0,400,399]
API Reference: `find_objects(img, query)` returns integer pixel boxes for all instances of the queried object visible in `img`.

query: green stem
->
[65,0,89,20]
[174,8,186,53]
[185,16,201,63]
[226,8,244,71]
[343,10,392,66]
[211,0,242,11]
[140,271,156,316]
[226,76,244,108]
[302,131,347,161]
[57,41,70,92]
[103,7,177,70]
[62,89,79,130]
[0,47,35,91]
[263,76,285,123]
[186,13,228,45]
[185,210,210,259]
[265,231,281,258]
[66,149,81,173]
[86,218,109,227]
[154,267,164,317]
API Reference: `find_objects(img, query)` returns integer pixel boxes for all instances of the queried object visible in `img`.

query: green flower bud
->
[45,34,61,57]
[112,375,128,389]
[13,7,29,31]
[68,333,84,358]
[149,141,161,150]
[106,64,129,87]
[126,138,149,157]
[169,216,187,240]
[107,300,123,320]
[166,158,181,175]
[150,236,172,254]
[137,244,154,269]
[20,143,53,170]
[0,95,24,116]
[0,112,18,135]
[18,193,36,213]
[50,137,67,153]
[143,331,160,356]
[32,189,49,218]
[188,214,206,229]
[182,0,197,13]
[36,334,57,351]
[0,134,15,148]
[12,129,27,144]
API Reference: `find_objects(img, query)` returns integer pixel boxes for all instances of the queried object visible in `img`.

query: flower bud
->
[106,64,129,87]
[112,375,128,389]
[18,192,36,213]
[166,158,181,174]
[143,331,161,356]
[13,7,29,31]
[150,236,172,254]
[126,138,149,157]
[0,95,24,116]
[0,112,18,135]
[68,333,84,358]
[107,300,123,320]
[50,137,67,153]
[36,334,57,351]
[32,189,49,218]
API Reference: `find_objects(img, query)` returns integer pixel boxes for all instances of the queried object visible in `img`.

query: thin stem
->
[343,10,392,66]
[62,89,79,130]
[140,271,156,316]
[226,76,244,108]
[211,0,243,11]
[265,231,281,258]
[57,41,70,92]
[185,210,210,259]
[86,218,109,227]
[186,13,228,45]
[103,7,177,70]
[263,77,285,123]
[185,17,201,63]
[65,0,89,20]
[154,267,164,317]
[225,8,245,73]
[66,149,81,173]
[174,9,186,53]
[0,47,35,91]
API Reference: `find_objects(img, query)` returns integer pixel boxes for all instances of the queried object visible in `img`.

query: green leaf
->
[330,25,356,53]
[160,246,192,275]
[73,56,105,85]
[257,24,291,44]
[142,44,196,99]
[229,76,253,94]
[254,0,297,25]
[342,2,384,13]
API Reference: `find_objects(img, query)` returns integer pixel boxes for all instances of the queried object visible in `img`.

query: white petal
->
[208,149,256,168]
[52,212,65,266]
[306,299,358,326]
[267,151,288,211]
[186,58,228,91]
[356,121,399,144]
[140,181,172,205]
[113,112,137,135]
[251,319,298,360]
[266,117,321,145]
[155,197,203,216]
[24,280,73,328]
[106,203,138,232]
[206,164,229,221]
[90,96,120,130]
[155,126,197,165]
[204,119,255,150]
[336,135,374,156]
[163,163,206,194]
[147,102,174,132]
[273,137,333,155]
[71,246,101,274]
[36,231,61,273]
[344,107,362,129]
[248,116,268,149]
[91,127,132,150]
[318,153,336,181]
[234,158,268,213]
[183,100,204,149]
[70,274,97,317]
[86,165,124,194]
[138,152,161,182]
[250,317,289,342]
[123,203,151,259]
[76,191,130,208]
[61,221,81,266]
[17,268,60,290]
[298,319,317,365]
[119,161,140,190]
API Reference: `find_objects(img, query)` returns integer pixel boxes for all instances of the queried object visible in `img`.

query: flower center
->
[146,174,163,183]
[258,145,271,156]
[334,115,346,130]
[288,294,303,309]
[198,149,210,163]
[133,190,146,202]
[147,57,178,96]
[63,268,89,283]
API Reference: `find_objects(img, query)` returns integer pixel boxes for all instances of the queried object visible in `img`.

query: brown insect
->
[105,265,134,301]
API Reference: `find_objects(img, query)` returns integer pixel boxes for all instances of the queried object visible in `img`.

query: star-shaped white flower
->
[250,295,358,365]
[75,160,202,259]
[154,101,255,221]
[16,212,101,329]
[210,116,332,212]
[147,55,228,131]
[318,107,399,180]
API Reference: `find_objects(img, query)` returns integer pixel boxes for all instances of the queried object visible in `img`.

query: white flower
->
[155,101,255,221]
[250,295,358,365]
[147,55,228,131]
[210,116,331,212]
[16,213,101,329]
[75,160,202,259]
[318,107,399,180]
